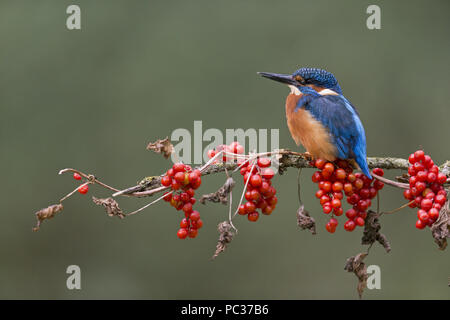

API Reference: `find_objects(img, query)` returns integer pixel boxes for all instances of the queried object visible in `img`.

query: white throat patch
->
[288,85,302,96]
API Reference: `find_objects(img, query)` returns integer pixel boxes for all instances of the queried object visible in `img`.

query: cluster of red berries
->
[207,141,277,222]
[237,157,277,222]
[160,162,203,239]
[207,141,245,163]
[312,159,385,233]
[73,172,89,194]
[402,150,447,230]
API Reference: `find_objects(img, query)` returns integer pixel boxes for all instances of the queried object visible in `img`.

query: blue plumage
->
[258,67,372,178]
[296,88,371,178]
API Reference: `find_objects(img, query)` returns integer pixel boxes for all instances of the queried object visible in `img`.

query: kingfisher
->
[258,67,371,178]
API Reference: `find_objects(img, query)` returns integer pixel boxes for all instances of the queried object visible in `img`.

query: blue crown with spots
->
[293,68,342,94]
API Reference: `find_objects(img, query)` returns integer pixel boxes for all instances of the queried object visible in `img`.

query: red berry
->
[257,157,271,168]
[427,172,437,183]
[77,184,89,194]
[321,181,332,193]
[250,189,261,201]
[320,195,331,205]
[173,162,185,172]
[161,175,172,187]
[261,168,275,180]
[344,183,353,195]
[244,201,256,213]
[359,188,370,199]
[177,228,188,239]
[186,188,195,197]
[207,149,216,159]
[332,182,343,192]
[373,180,384,190]
[171,180,181,190]
[188,228,198,238]
[267,196,278,206]
[323,206,332,214]
[346,208,357,220]
[372,168,384,176]
[435,194,446,206]
[191,219,203,229]
[238,204,247,215]
[347,173,356,183]
[248,212,259,222]
[428,208,439,221]
[415,219,426,229]
[180,218,189,229]
[414,150,425,161]
[331,199,341,209]
[325,222,336,233]
[250,174,262,187]
[190,210,200,221]
[163,192,172,202]
[344,220,356,231]
[73,173,82,180]
[323,162,335,173]
[312,171,322,183]
[437,173,447,185]
[408,153,416,164]
[182,202,193,214]
[174,172,185,184]
[314,159,326,169]
[334,168,346,180]
[417,210,429,223]
[315,189,325,199]
[333,207,344,216]
[262,205,274,215]
[333,191,344,200]
[420,199,433,211]
[166,168,175,177]
[354,178,364,190]
[415,181,426,193]
[355,217,365,227]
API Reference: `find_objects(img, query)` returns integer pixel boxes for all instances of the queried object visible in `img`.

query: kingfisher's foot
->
[302,152,314,161]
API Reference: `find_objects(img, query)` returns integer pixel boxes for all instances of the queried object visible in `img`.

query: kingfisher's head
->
[258,67,342,96]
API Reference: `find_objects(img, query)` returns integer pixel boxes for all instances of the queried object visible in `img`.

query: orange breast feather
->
[285,93,337,161]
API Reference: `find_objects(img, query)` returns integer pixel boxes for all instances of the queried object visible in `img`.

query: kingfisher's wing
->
[297,94,371,178]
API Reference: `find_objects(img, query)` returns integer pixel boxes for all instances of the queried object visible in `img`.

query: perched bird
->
[258,67,371,178]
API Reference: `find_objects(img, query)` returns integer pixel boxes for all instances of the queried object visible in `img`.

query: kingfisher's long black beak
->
[257,72,297,86]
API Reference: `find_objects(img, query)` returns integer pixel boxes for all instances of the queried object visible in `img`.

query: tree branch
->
[118,150,448,197]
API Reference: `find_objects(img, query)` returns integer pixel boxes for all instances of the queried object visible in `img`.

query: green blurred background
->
[0,0,449,299]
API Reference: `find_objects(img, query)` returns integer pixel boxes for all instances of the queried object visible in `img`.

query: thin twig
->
[382,200,415,215]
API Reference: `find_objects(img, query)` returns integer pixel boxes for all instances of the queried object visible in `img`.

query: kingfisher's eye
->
[294,75,306,84]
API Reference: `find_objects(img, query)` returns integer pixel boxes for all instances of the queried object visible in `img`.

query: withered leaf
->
[344,252,368,299]
[296,204,316,234]
[200,177,235,205]
[212,221,235,259]
[92,197,125,219]
[430,197,449,250]
[33,203,64,232]
[146,137,174,159]
[362,210,391,252]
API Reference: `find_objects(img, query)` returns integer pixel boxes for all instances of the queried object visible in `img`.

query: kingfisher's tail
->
[355,155,372,179]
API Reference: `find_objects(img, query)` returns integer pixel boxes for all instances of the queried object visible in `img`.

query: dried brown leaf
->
[296,204,316,234]
[33,203,64,231]
[146,137,174,159]
[92,197,125,219]
[212,221,235,259]
[362,210,391,252]
[200,177,235,205]
[344,252,368,299]
[430,197,449,250]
